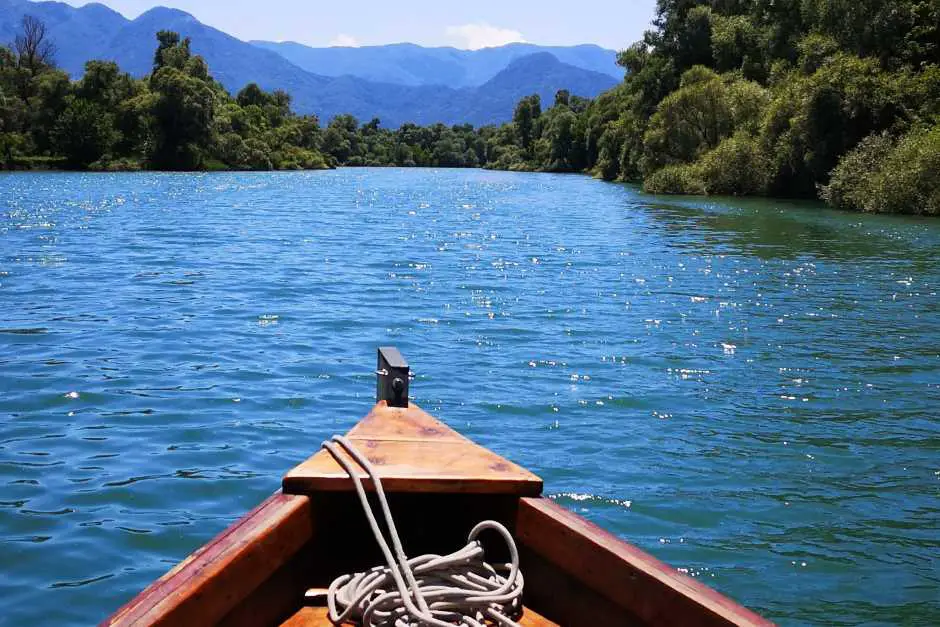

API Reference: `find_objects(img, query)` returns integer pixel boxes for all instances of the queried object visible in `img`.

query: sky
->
[58,0,658,50]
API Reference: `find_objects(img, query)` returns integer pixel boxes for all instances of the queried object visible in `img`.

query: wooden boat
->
[103,349,772,627]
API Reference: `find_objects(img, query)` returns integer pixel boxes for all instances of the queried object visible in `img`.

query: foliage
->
[822,125,940,215]
[483,0,939,214]
[696,132,770,196]
[642,68,769,172]
[0,21,335,171]
[1,8,938,215]
[643,163,706,195]
[53,97,118,167]
[643,132,770,196]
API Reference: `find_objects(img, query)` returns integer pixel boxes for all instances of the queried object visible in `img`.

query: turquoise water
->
[1,169,938,625]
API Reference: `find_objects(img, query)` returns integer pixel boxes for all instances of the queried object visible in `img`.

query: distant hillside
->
[441,53,618,126]
[0,0,126,78]
[250,40,622,87]
[0,0,618,126]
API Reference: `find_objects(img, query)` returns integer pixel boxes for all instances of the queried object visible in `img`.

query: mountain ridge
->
[0,0,619,126]
[250,39,621,88]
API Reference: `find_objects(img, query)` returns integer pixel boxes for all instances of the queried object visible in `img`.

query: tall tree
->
[513,94,541,154]
[149,32,217,169]
[14,15,56,75]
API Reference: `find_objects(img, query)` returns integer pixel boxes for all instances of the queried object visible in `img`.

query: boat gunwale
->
[517,497,773,627]
[101,402,774,626]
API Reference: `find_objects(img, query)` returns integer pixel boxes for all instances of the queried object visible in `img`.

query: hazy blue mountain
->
[443,53,618,125]
[0,0,127,77]
[0,0,619,126]
[278,54,617,127]
[250,40,622,87]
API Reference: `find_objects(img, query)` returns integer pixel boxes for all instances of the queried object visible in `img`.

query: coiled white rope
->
[321,435,525,627]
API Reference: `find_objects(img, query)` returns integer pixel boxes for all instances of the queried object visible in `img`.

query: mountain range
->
[251,40,622,87]
[0,0,622,127]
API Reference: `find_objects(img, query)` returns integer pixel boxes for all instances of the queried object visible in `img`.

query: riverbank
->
[4,11,938,215]
[6,157,938,219]
[2,157,334,173]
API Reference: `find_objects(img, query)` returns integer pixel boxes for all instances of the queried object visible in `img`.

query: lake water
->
[1,168,938,625]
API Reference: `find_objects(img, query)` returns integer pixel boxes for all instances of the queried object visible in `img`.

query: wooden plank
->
[280,605,558,626]
[283,403,542,496]
[346,403,468,442]
[102,492,314,627]
[516,498,774,627]
[520,546,644,626]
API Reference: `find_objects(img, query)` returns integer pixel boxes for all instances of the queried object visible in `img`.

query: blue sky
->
[59,0,658,50]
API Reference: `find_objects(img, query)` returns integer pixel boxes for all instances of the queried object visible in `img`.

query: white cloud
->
[445,23,526,50]
[329,34,360,47]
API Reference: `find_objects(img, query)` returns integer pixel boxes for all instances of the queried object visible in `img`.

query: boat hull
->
[104,491,771,626]
[103,401,772,626]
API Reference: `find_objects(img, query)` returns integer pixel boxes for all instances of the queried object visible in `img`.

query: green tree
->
[236,83,269,108]
[823,125,940,215]
[14,15,56,76]
[642,67,769,172]
[53,97,117,167]
[149,32,217,169]
[77,61,136,108]
[513,94,541,155]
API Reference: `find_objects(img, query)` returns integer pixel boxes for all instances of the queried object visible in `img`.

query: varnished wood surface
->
[283,402,542,496]
[520,547,645,626]
[103,401,774,627]
[516,497,774,627]
[280,605,559,626]
[102,492,314,627]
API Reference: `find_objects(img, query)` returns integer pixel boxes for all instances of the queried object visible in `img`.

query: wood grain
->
[283,402,542,496]
[104,401,774,627]
[516,497,775,627]
[102,492,314,627]
[520,546,644,626]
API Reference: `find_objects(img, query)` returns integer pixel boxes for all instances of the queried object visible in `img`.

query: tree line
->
[1,19,327,171]
[1,4,938,215]
[510,0,938,215]
[0,18,582,175]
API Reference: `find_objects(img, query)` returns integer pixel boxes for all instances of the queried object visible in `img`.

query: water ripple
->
[0,170,938,625]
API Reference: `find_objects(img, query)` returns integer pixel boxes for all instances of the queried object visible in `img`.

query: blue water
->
[1,169,938,625]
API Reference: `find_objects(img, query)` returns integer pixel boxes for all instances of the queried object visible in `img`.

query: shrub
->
[643,163,706,195]
[643,69,769,172]
[761,53,907,197]
[822,125,940,215]
[819,133,894,211]
[697,131,770,195]
[88,156,144,171]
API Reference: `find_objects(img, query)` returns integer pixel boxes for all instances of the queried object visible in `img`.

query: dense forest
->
[501,0,939,215]
[0,20,328,171]
[1,1,938,215]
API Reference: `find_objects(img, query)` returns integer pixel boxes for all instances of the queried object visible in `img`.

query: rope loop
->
[322,436,525,626]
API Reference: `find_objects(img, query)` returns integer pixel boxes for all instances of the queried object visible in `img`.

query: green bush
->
[643,163,706,195]
[88,156,144,171]
[761,54,906,197]
[819,133,893,211]
[697,131,770,195]
[7,155,68,170]
[643,69,769,172]
[823,125,940,215]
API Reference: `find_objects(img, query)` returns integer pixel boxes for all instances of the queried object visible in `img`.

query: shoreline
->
[8,165,936,220]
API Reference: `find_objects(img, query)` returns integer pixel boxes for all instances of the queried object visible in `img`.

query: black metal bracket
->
[376,347,409,408]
